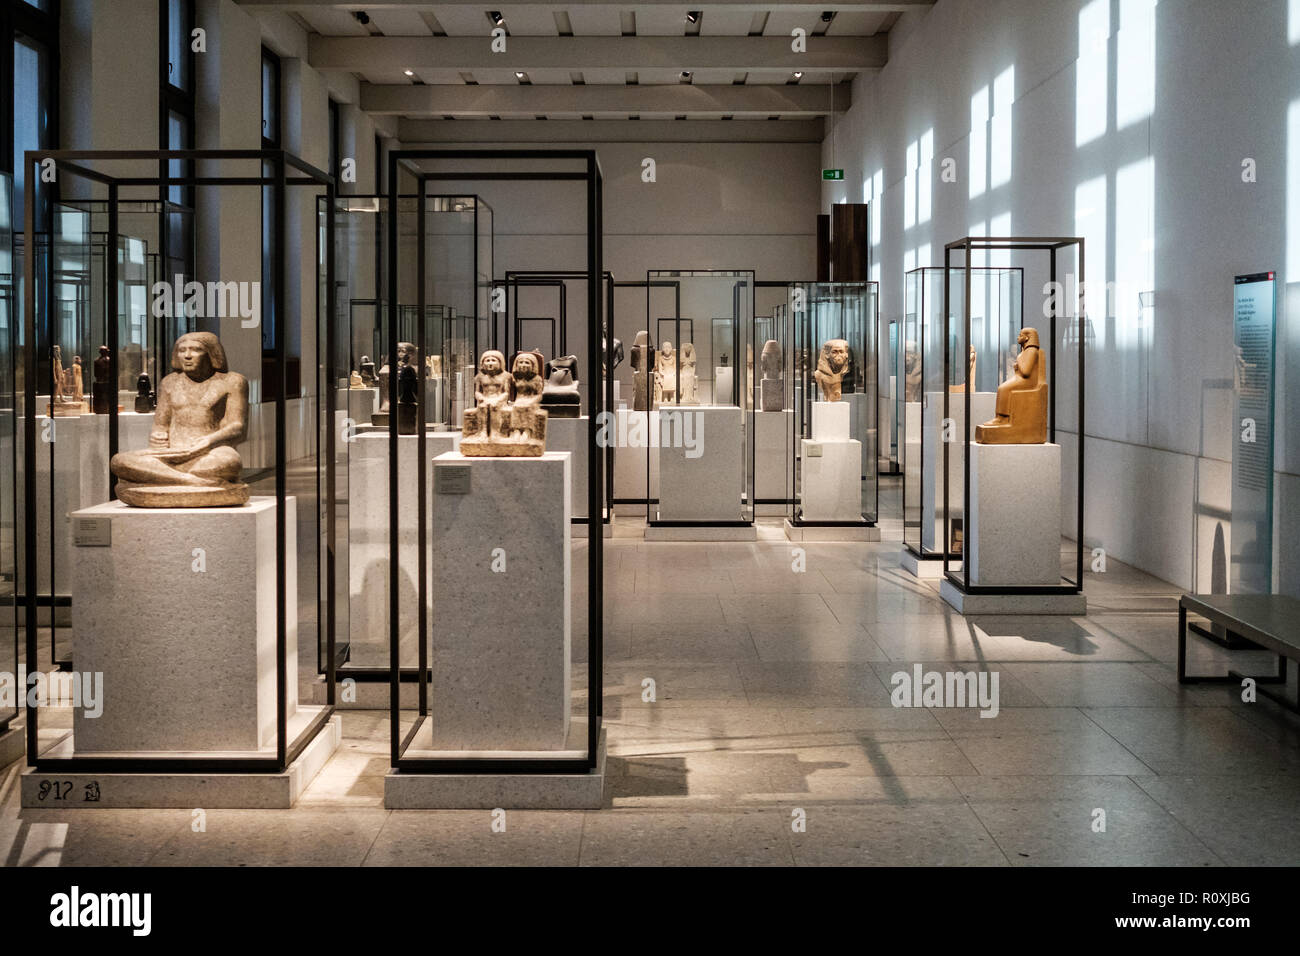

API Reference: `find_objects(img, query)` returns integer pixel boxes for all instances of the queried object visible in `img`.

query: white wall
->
[824,0,1299,595]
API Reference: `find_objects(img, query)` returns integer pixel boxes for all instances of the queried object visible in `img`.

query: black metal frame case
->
[790,281,880,527]
[1,170,15,736]
[20,148,337,773]
[387,149,604,774]
[941,236,1086,597]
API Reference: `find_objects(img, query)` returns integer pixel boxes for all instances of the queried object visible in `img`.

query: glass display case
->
[1,173,15,741]
[880,312,903,473]
[384,149,604,796]
[902,266,1023,573]
[751,282,794,515]
[789,281,879,529]
[504,269,616,535]
[19,150,337,779]
[644,269,755,529]
[940,237,1085,612]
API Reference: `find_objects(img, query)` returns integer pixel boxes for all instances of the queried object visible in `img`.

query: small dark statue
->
[395,361,419,435]
[91,345,113,414]
[134,371,155,413]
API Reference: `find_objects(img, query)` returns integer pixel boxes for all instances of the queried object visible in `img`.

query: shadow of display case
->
[383,149,604,804]
[18,149,337,786]
[902,265,1023,575]
[644,269,755,531]
[940,237,1086,615]
[789,281,879,533]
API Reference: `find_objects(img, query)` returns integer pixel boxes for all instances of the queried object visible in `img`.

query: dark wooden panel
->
[816,213,830,282]
[831,202,869,281]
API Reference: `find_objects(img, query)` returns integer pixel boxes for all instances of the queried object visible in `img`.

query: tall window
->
[261,47,281,356]
[160,0,196,205]
[5,1,58,228]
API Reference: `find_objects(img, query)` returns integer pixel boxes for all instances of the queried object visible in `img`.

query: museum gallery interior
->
[0,0,1297,871]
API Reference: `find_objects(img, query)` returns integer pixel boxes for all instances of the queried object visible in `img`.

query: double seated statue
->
[461,349,549,456]
[974,327,1047,444]
[110,332,250,507]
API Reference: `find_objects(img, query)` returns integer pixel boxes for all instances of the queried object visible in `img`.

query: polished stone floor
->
[3,501,1299,866]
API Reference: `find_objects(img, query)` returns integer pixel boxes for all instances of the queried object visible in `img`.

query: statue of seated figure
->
[110,331,250,506]
[975,327,1047,444]
[461,350,548,457]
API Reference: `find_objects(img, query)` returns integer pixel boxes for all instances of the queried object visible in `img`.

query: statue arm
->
[214,373,250,445]
[148,381,173,448]
[1016,347,1039,380]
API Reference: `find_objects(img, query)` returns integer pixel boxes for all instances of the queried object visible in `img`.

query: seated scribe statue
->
[974,327,1047,444]
[814,339,851,402]
[110,331,250,507]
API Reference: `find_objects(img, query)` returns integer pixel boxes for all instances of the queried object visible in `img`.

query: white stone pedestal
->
[753,409,792,515]
[0,723,23,768]
[812,400,850,441]
[900,545,946,578]
[798,437,862,522]
[715,367,734,404]
[613,409,656,517]
[68,497,296,753]
[429,452,571,751]
[652,405,750,532]
[844,391,871,476]
[968,442,1063,587]
[547,416,590,522]
[346,387,378,425]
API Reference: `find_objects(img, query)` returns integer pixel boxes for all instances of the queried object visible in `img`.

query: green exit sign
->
[822,169,844,181]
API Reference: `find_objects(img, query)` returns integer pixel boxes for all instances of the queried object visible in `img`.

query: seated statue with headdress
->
[110,331,250,507]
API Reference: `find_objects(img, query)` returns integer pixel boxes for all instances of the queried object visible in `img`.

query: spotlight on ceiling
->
[680,70,692,80]
[515,71,526,79]
[489,11,504,25]
[793,71,804,79]
[404,69,414,76]
[354,10,370,25]
[685,10,701,23]
[821,10,835,22]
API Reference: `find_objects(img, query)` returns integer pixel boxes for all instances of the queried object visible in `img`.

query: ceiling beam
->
[243,1,929,11]
[398,118,827,143]
[311,35,885,73]
[363,82,851,117]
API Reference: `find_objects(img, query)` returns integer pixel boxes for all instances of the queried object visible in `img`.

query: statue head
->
[660,341,673,358]
[681,342,696,363]
[479,350,506,376]
[172,332,227,378]
[1019,327,1040,349]
[512,351,541,379]
[396,341,416,365]
[819,339,850,374]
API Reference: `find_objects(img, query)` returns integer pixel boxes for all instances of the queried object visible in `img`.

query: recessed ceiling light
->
[793,71,804,79]
[680,71,692,79]
[489,11,504,25]
[515,71,526,79]
[685,10,701,23]
[821,11,835,22]
[354,11,370,25]
[404,69,414,77]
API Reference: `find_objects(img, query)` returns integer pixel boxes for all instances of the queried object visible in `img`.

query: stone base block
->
[0,724,24,768]
[900,547,947,579]
[385,724,605,809]
[656,405,743,522]
[799,437,861,522]
[969,442,1062,587]
[20,714,340,808]
[548,415,590,520]
[784,519,880,542]
[939,578,1087,616]
[811,401,849,441]
[645,523,757,541]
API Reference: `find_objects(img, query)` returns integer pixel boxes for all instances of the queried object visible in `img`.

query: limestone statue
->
[903,341,921,402]
[631,331,653,411]
[679,342,699,404]
[92,345,113,414]
[814,339,851,402]
[655,340,677,406]
[461,349,548,456]
[49,346,87,416]
[760,339,784,411]
[541,354,581,418]
[349,370,364,388]
[359,355,377,387]
[975,327,1047,444]
[110,331,250,507]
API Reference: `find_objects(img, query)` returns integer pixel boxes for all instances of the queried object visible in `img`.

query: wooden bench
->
[1179,593,1300,712]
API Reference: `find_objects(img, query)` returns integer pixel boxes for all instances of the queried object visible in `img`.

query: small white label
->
[72,516,111,547]
[806,443,824,457]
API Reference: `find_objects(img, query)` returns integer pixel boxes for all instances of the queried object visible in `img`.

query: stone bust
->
[814,338,851,402]
[110,331,250,507]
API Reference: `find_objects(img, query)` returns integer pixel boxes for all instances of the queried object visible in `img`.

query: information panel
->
[1229,272,1276,594]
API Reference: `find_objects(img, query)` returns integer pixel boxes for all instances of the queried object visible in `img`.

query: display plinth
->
[547,415,590,522]
[429,451,571,751]
[20,715,341,808]
[784,519,879,542]
[714,367,733,404]
[0,723,23,768]
[653,405,748,528]
[346,387,378,425]
[613,409,655,517]
[921,391,996,552]
[69,497,297,753]
[811,400,850,441]
[348,432,458,668]
[968,442,1062,587]
[939,578,1086,616]
[900,545,946,578]
[798,438,862,521]
[384,722,605,809]
[844,391,871,476]
[753,409,792,515]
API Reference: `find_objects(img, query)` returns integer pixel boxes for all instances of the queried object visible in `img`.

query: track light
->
[489,11,504,25]
[821,11,835,22]
[354,10,370,25]
[404,69,414,76]
[793,71,804,79]
[686,10,701,23]
[680,70,692,80]
[515,71,526,79]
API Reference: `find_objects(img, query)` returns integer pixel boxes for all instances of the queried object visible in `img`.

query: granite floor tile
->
[1002,662,1182,707]
[748,621,890,662]
[628,623,759,662]
[151,809,390,866]
[949,721,1155,776]
[1081,706,1300,775]
[737,661,893,706]
[578,808,794,866]
[363,810,584,866]
[787,803,1008,866]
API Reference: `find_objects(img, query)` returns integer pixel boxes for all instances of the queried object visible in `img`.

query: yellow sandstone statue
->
[975,327,1047,443]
